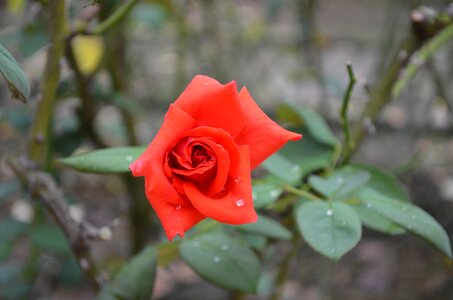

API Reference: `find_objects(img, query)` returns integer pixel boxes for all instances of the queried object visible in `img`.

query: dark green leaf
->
[252,183,282,209]
[95,245,157,300]
[308,167,370,199]
[0,42,30,102]
[295,201,362,260]
[0,180,19,205]
[238,232,268,251]
[359,189,452,258]
[278,131,334,177]
[352,164,410,201]
[261,153,302,184]
[236,215,292,240]
[58,147,146,174]
[180,232,261,293]
[0,218,27,240]
[31,224,69,254]
[277,103,338,147]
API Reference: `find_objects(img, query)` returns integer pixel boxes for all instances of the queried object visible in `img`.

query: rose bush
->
[130,75,301,240]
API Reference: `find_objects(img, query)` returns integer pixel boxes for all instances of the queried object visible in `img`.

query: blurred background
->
[0,0,453,299]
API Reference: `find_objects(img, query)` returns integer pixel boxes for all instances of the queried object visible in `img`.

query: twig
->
[92,0,139,35]
[340,62,357,165]
[7,158,114,289]
[282,185,321,201]
[28,0,67,166]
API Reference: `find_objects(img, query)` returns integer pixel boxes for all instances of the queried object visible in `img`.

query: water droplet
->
[191,241,200,247]
[220,244,229,251]
[336,177,344,185]
[234,177,240,183]
[125,155,133,162]
[236,199,245,207]
[341,221,347,226]
[269,190,280,198]
[291,165,301,173]
[326,209,333,216]
[175,205,182,210]
[330,249,336,254]
[410,214,416,219]
[407,225,412,230]
[213,256,221,263]
[366,203,373,209]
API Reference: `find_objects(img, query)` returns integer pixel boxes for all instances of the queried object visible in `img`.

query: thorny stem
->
[28,0,66,167]
[7,158,108,290]
[339,62,357,165]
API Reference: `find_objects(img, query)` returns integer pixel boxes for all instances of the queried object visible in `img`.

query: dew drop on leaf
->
[125,155,133,162]
[326,209,333,216]
[213,256,221,263]
[191,241,200,248]
[220,244,229,251]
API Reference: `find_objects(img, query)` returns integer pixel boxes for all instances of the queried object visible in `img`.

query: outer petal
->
[173,75,249,136]
[144,175,205,240]
[235,87,302,169]
[183,145,258,224]
[130,104,197,206]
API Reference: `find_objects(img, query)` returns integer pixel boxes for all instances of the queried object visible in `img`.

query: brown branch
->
[6,157,116,289]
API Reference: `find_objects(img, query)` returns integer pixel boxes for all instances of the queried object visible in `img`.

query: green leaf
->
[95,245,157,300]
[295,201,362,260]
[0,218,27,240]
[0,42,30,102]
[278,131,334,177]
[277,103,339,147]
[0,242,11,260]
[308,167,370,199]
[351,164,410,202]
[354,203,405,235]
[238,232,268,251]
[58,147,146,174]
[180,232,261,293]
[236,215,292,240]
[261,153,302,184]
[30,224,69,253]
[0,180,19,205]
[252,183,282,209]
[358,189,452,258]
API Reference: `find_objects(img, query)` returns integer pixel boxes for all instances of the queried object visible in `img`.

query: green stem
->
[28,1,67,167]
[339,62,357,165]
[269,235,300,300]
[392,23,453,99]
[92,0,139,35]
[283,185,320,201]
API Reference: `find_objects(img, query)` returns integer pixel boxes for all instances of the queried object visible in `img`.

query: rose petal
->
[130,104,197,206]
[143,178,205,240]
[236,87,302,169]
[183,145,258,224]
[173,75,249,136]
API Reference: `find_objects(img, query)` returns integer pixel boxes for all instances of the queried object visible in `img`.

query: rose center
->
[191,145,213,167]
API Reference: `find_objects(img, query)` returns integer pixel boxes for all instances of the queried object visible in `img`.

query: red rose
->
[130,75,301,240]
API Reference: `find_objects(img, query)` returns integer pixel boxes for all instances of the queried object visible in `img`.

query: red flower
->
[130,75,301,240]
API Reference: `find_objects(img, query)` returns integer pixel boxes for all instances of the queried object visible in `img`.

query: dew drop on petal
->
[234,177,240,184]
[235,199,245,207]
[326,209,333,216]
[175,205,182,210]
[213,256,221,263]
